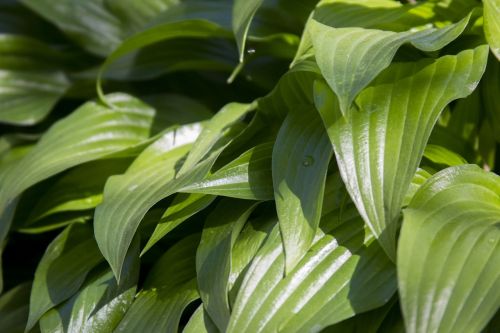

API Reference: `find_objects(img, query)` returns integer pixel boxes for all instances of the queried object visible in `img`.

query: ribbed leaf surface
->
[398,165,500,333]
[314,46,488,259]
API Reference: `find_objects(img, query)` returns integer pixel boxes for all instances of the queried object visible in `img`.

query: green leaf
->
[227,204,396,332]
[184,304,218,333]
[228,215,275,307]
[27,224,104,330]
[314,46,488,260]
[232,0,264,62]
[310,13,472,116]
[423,144,468,166]
[398,165,500,333]
[95,106,247,281]
[179,102,254,174]
[39,239,140,333]
[196,199,258,331]
[20,0,124,56]
[0,93,155,283]
[0,282,31,333]
[115,234,200,333]
[27,158,131,223]
[94,123,203,281]
[141,193,215,255]
[484,0,500,60]
[180,142,273,200]
[273,109,333,273]
[0,69,69,126]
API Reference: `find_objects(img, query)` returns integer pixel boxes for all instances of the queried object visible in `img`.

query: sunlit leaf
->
[314,46,488,259]
[398,165,500,333]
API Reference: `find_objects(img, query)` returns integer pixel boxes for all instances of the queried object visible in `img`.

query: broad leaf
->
[27,158,131,223]
[423,144,468,167]
[141,193,215,255]
[179,102,255,174]
[398,165,500,333]
[27,224,104,330]
[196,199,258,331]
[310,13,472,116]
[184,304,218,333]
[115,234,199,333]
[94,123,203,281]
[484,0,500,60]
[314,46,488,259]
[39,239,140,332]
[227,204,396,332]
[0,93,155,282]
[0,69,69,125]
[232,0,264,62]
[20,0,124,56]
[273,109,333,272]
[0,282,31,333]
[95,103,249,281]
[180,142,273,200]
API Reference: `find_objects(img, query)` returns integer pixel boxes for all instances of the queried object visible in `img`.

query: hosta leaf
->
[184,304,218,333]
[232,0,264,62]
[105,0,179,34]
[141,193,215,255]
[0,69,69,125]
[273,109,333,272]
[116,234,199,333]
[27,224,104,330]
[403,168,433,207]
[314,46,488,259]
[398,165,500,333]
[310,13,471,116]
[484,0,500,60]
[179,102,255,174]
[94,123,203,281]
[196,199,258,331]
[0,282,31,333]
[227,204,397,332]
[95,103,249,281]
[20,0,124,56]
[423,144,468,167]
[39,239,140,333]
[229,215,276,307]
[0,93,155,283]
[98,2,235,94]
[258,60,321,120]
[180,142,273,200]
[27,158,131,223]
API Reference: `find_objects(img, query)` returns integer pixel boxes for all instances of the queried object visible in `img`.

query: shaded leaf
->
[141,193,215,255]
[273,109,333,272]
[232,0,264,62]
[0,69,69,126]
[0,282,31,333]
[39,239,140,333]
[115,234,200,333]
[196,199,258,331]
[27,224,104,330]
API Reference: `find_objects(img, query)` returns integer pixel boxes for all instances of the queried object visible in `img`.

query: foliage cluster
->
[0,0,499,332]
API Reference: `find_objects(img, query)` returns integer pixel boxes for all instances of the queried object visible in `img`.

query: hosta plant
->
[0,0,499,332]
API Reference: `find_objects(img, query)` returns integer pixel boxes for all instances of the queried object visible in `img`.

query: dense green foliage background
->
[0,0,499,332]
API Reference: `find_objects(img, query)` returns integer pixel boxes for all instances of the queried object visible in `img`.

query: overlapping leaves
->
[0,0,499,332]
